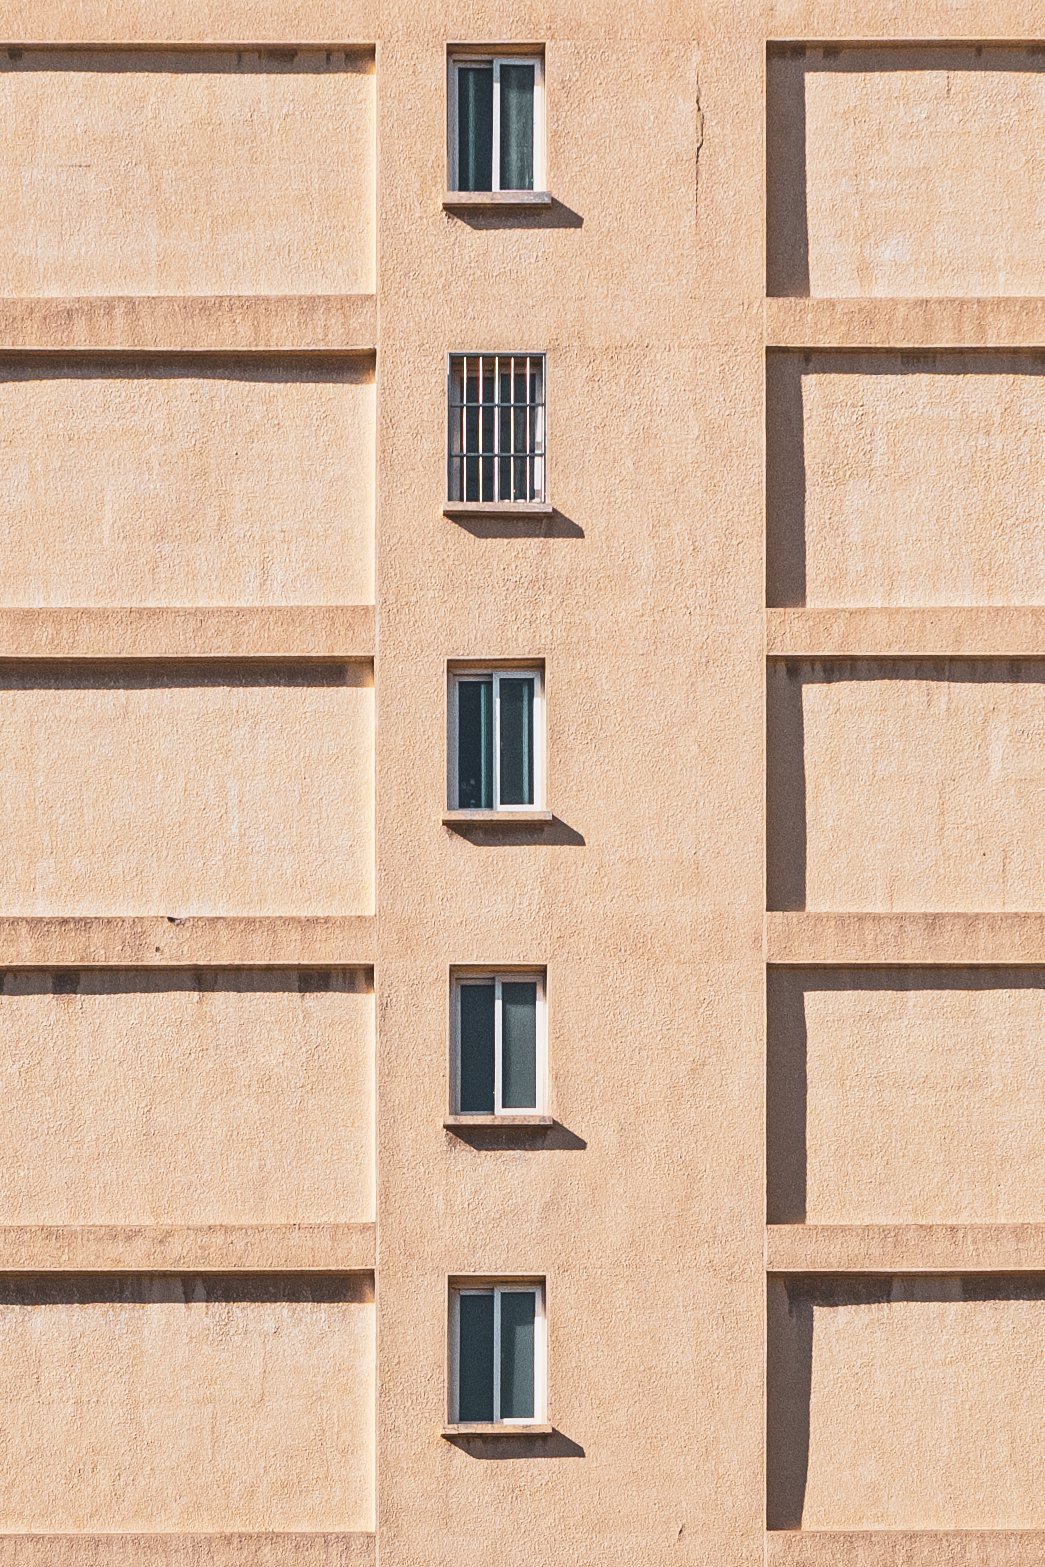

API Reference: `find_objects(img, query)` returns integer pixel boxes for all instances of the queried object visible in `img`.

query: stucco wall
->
[0,360,374,607]
[768,967,1045,1224]
[767,352,1045,607]
[767,659,1045,911]
[0,968,373,1225]
[0,664,373,915]
[767,46,1045,297]
[0,49,374,296]
[0,1274,374,1531]
[768,1277,1045,1529]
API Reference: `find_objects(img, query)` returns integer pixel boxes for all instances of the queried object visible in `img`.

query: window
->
[448,354,545,505]
[449,54,544,193]
[453,971,545,1115]
[449,667,543,811]
[450,1283,546,1424]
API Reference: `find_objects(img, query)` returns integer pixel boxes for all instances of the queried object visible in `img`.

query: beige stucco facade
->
[0,4,1039,1565]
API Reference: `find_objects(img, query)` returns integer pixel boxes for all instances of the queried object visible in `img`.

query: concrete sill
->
[443,190,552,211]
[441,1422,554,1438]
[444,1114,554,1130]
[443,501,554,521]
[443,810,554,829]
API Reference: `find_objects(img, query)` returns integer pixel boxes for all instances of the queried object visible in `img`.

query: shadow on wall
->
[766,1274,1045,1528]
[444,1429,584,1460]
[449,817,585,848]
[447,509,584,540]
[446,1121,586,1151]
[446,199,583,232]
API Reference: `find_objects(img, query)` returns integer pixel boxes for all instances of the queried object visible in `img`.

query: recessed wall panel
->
[0,49,374,297]
[767,47,1045,297]
[767,353,1045,607]
[0,664,373,915]
[0,1275,373,1532]
[768,967,1045,1224]
[767,659,1045,911]
[0,969,373,1225]
[768,1276,1045,1529]
[0,360,374,607]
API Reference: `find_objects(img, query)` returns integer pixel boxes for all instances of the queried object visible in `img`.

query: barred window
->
[448,354,546,504]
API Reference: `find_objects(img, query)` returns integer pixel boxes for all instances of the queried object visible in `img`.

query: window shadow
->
[450,816,585,847]
[447,198,583,231]
[765,970,808,1224]
[444,1428,584,1459]
[448,509,583,539]
[765,662,806,911]
[446,1121,586,1151]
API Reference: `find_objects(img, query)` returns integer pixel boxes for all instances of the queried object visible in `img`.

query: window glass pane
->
[457,678,493,809]
[499,63,535,190]
[501,981,538,1109]
[456,65,493,191]
[458,983,496,1114]
[498,677,535,806]
[458,1293,496,1421]
[499,1291,536,1419]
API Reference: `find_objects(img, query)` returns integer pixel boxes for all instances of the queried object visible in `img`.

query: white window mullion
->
[493,977,504,1114]
[492,1288,502,1421]
[492,671,502,809]
[491,61,502,192]
[492,354,501,502]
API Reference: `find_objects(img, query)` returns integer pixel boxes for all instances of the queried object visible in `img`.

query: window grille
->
[448,354,545,504]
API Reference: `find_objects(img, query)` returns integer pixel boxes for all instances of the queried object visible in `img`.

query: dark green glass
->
[498,677,534,806]
[501,981,538,1109]
[457,678,493,809]
[499,63,535,190]
[457,65,493,191]
[458,1293,495,1421]
[458,983,496,1114]
[499,1291,536,1419]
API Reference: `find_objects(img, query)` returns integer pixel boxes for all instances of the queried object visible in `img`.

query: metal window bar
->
[449,354,545,503]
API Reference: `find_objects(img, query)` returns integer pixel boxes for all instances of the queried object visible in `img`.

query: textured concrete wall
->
[0,49,374,296]
[768,659,1045,911]
[0,969,373,1225]
[768,47,1045,297]
[0,665,373,914]
[0,1275,374,1531]
[768,1277,1045,1529]
[0,360,374,607]
[768,968,1045,1223]
[767,352,1045,607]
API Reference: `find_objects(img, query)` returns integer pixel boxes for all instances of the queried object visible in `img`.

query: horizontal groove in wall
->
[0,296,376,353]
[766,608,1045,659]
[766,1531,1045,1567]
[0,917,376,967]
[0,1534,375,1566]
[0,1224,375,1274]
[767,913,1045,967]
[0,607,375,661]
[767,1224,1045,1275]
[764,297,1045,349]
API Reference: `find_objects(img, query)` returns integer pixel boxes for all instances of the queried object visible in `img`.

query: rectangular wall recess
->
[767,659,1045,912]
[0,48,375,297]
[0,661,374,915]
[767,46,1045,298]
[766,352,1045,608]
[768,966,1045,1224]
[0,1273,374,1532]
[768,1275,1045,1530]
[0,967,373,1226]
[0,357,374,607]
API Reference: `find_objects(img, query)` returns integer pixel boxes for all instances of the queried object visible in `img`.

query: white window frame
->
[448,666,545,812]
[450,1282,547,1425]
[451,970,547,1116]
[448,53,546,193]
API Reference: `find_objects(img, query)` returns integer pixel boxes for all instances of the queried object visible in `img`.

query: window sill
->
[442,810,554,829]
[443,501,553,522]
[444,1114,554,1130]
[443,190,553,211]
[441,1422,554,1438]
